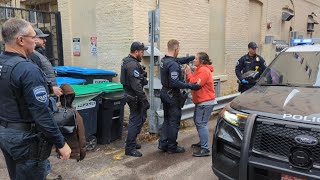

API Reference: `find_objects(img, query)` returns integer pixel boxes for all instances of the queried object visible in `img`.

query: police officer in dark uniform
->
[120,41,149,157]
[0,18,71,180]
[158,39,201,154]
[235,42,267,93]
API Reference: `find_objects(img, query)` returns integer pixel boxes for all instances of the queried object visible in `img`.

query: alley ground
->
[0,116,218,180]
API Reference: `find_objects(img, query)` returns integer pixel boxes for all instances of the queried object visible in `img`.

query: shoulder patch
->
[236,61,239,66]
[33,86,47,103]
[171,71,179,80]
[133,69,140,78]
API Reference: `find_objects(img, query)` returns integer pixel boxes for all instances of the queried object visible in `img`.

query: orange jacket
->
[186,64,215,104]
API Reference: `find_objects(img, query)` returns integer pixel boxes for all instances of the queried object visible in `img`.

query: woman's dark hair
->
[197,52,212,65]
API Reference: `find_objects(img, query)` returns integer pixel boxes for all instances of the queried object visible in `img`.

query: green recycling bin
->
[71,84,103,151]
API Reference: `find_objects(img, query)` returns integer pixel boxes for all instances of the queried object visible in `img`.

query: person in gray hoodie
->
[28,28,62,97]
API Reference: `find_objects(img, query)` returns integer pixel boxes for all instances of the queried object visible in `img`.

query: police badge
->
[256,57,260,61]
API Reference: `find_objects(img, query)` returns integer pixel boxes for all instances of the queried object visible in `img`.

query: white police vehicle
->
[212,42,320,180]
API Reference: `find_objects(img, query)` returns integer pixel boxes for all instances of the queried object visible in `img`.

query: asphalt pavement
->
[0,117,218,180]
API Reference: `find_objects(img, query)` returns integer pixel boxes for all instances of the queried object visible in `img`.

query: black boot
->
[191,142,201,148]
[125,149,143,157]
[167,146,186,154]
[135,143,141,149]
[192,148,210,157]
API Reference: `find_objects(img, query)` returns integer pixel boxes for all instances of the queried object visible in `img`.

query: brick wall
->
[55,0,320,94]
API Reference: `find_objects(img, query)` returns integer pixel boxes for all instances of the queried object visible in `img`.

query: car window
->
[259,51,320,87]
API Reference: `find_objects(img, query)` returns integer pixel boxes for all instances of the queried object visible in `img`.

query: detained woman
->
[184,52,216,157]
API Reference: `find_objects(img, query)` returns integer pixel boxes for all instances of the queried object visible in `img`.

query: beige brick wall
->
[58,0,72,66]
[159,0,209,55]
[54,0,320,95]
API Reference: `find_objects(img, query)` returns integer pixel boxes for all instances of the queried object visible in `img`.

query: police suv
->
[212,44,320,180]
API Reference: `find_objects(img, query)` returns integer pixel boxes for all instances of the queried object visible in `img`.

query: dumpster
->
[71,84,103,151]
[56,77,86,86]
[54,66,117,83]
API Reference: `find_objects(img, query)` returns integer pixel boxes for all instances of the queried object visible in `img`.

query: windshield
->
[258,51,320,87]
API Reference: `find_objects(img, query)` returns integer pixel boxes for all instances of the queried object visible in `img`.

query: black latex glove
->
[188,83,201,91]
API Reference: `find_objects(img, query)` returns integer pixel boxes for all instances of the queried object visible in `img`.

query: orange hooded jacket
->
[186,64,216,104]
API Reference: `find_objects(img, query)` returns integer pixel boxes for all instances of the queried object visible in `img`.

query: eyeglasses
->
[19,34,37,39]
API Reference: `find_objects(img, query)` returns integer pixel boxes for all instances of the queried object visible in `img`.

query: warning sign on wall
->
[90,37,97,56]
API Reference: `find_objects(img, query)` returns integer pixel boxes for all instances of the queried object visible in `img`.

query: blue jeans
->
[0,126,47,180]
[194,104,214,150]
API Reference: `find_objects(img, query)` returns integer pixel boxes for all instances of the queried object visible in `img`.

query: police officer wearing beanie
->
[158,39,201,154]
[120,41,149,157]
[0,18,71,180]
[235,42,267,93]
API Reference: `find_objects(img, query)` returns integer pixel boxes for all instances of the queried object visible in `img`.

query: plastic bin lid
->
[54,66,117,76]
[56,77,86,86]
[71,84,103,96]
[86,82,124,93]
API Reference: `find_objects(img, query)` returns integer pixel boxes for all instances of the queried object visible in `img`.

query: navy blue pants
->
[125,100,145,151]
[159,91,182,150]
[0,126,47,180]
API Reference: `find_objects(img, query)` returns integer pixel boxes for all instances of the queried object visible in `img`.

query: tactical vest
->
[120,57,146,86]
[160,57,182,88]
[0,54,31,122]
[120,58,130,86]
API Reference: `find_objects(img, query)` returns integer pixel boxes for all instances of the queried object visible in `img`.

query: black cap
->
[34,28,49,38]
[130,41,148,51]
[248,42,258,49]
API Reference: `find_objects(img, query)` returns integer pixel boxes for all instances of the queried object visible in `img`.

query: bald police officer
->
[158,39,201,154]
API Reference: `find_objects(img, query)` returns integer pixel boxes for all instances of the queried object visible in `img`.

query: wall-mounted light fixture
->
[307,14,319,33]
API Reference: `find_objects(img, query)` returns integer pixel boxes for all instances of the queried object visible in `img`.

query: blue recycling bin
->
[54,66,117,83]
[56,77,86,86]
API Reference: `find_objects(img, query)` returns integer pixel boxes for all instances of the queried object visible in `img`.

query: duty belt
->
[0,120,34,132]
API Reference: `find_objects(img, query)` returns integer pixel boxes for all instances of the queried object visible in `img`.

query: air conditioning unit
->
[282,12,294,21]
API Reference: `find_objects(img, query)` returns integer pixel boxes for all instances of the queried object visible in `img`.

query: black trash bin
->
[75,97,100,151]
[97,91,125,145]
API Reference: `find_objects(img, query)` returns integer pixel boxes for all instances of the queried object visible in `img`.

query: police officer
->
[120,41,150,157]
[158,39,201,154]
[0,18,71,180]
[235,42,267,93]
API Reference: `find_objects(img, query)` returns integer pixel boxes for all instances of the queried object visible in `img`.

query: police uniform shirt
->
[0,52,65,148]
[160,55,194,90]
[235,54,267,82]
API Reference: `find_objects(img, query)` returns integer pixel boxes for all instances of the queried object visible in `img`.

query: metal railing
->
[152,93,240,133]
